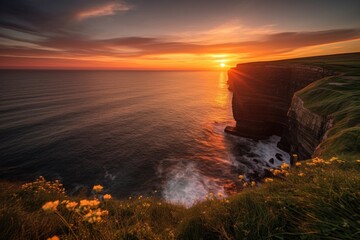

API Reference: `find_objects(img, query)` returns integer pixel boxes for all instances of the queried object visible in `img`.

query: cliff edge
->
[226,52,360,159]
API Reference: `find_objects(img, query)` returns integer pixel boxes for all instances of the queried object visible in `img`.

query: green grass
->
[1,158,359,240]
[294,54,360,159]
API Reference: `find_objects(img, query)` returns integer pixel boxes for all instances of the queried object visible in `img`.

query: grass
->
[293,53,360,159]
[1,157,359,240]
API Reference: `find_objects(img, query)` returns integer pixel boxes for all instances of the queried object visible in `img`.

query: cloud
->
[0,0,133,35]
[76,2,132,20]
[1,28,359,64]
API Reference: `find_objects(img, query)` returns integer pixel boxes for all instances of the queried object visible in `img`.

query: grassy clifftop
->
[1,157,359,240]
[293,53,360,158]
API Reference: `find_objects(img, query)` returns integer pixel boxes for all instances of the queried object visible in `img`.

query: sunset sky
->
[1,0,359,70]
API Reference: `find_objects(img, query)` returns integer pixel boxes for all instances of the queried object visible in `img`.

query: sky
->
[0,0,359,70]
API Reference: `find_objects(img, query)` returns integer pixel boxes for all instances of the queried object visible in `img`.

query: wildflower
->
[273,169,281,176]
[103,194,112,201]
[157,202,162,206]
[80,199,100,209]
[238,175,244,180]
[217,192,224,198]
[250,181,256,187]
[298,172,305,177]
[92,185,103,193]
[83,209,108,223]
[280,163,290,170]
[47,236,60,240]
[66,201,78,210]
[292,154,298,158]
[42,200,59,212]
[142,202,151,207]
[138,195,143,200]
[357,160,360,163]
[264,178,273,183]
[128,196,132,200]
[295,162,301,167]
[243,182,248,188]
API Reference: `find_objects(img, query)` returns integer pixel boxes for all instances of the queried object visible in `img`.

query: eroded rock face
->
[226,62,335,154]
[287,95,334,159]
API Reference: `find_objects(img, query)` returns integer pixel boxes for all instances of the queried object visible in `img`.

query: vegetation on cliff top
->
[1,157,359,240]
[294,53,360,158]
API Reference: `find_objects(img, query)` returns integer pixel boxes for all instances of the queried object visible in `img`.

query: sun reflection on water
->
[215,71,230,107]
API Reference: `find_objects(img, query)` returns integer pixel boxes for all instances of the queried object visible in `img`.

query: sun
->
[220,62,226,68]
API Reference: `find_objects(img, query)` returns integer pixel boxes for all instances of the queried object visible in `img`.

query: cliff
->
[287,95,333,159]
[226,52,360,160]
[226,62,334,154]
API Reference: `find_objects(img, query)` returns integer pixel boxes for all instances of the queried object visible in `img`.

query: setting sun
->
[220,63,226,68]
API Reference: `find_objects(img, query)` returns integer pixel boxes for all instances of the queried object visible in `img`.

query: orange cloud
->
[76,2,132,20]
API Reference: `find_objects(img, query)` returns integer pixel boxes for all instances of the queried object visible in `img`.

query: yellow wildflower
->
[80,199,100,209]
[298,172,305,177]
[264,178,273,183]
[295,162,301,167]
[217,192,224,198]
[238,175,244,180]
[92,185,103,193]
[66,201,78,210]
[250,181,256,187]
[273,170,281,176]
[243,182,248,188]
[280,163,290,170]
[42,200,59,212]
[142,202,151,207]
[83,208,108,223]
[138,195,143,200]
[47,236,60,240]
[103,194,112,201]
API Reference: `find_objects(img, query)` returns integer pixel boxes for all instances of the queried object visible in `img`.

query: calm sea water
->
[0,70,289,206]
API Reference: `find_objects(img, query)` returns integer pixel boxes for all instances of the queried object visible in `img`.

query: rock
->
[288,95,334,159]
[275,153,283,161]
[226,63,334,141]
[225,62,335,156]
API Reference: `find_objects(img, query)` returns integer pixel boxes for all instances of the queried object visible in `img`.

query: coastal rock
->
[226,62,335,153]
[287,95,334,159]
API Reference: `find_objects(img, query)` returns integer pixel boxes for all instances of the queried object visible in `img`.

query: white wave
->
[161,160,225,207]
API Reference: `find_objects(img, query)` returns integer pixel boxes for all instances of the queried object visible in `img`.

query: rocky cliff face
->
[226,62,335,158]
[287,95,334,159]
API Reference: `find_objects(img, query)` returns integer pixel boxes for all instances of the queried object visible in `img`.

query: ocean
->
[0,70,289,206]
